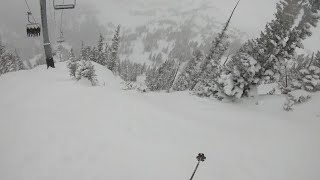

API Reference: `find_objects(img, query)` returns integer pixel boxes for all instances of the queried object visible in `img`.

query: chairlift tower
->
[40,0,55,68]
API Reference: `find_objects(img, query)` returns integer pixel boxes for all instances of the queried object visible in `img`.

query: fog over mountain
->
[0,0,319,60]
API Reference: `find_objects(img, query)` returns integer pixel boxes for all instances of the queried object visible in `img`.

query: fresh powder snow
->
[0,62,319,180]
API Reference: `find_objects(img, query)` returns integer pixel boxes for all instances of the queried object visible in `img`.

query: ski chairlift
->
[57,31,65,43]
[26,12,41,37]
[26,23,41,37]
[53,0,76,10]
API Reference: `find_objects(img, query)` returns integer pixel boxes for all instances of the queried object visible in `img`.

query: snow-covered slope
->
[118,5,247,64]
[0,64,320,180]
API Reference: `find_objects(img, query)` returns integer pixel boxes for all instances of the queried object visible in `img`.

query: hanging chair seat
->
[57,38,65,43]
[54,4,75,10]
[53,0,76,10]
[26,23,41,29]
[26,23,41,37]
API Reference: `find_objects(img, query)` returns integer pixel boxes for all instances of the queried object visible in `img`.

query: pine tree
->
[285,0,320,54]
[104,42,110,66]
[108,25,121,73]
[96,34,108,66]
[145,66,159,91]
[0,39,5,56]
[173,50,204,91]
[157,59,177,90]
[193,0,239,98]
[0,53,15,74]
[213,0,320,99]
[97,33,105,53]
[80,42,91,61]
[0,39,6,75]
[298,52,320,91]
[218,41,262,98]
[67,48,78,77]
[145,59,177,91]
[0,41,19,75]
[314,51,320,67]
[13,50,25,71]
[75,60,98,86]
[255,0,305,83]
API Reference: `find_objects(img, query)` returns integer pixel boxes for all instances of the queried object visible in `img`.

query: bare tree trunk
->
[308,52,315,68]
[167,61,181,93]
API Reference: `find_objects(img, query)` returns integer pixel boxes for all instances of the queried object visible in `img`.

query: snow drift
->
[0,63,320,180]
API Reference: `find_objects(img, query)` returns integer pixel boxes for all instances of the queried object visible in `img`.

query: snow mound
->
[288,90,311,103]
[86,61,124,89]
[258,83,282,95]
[0,63,320,180]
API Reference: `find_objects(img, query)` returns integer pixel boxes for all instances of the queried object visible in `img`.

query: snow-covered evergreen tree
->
[212,0,320,99]
[298,52,320,91]
[96,34,108,66]
[119,60,146,82]
[108,25,121,73]
[284,0,320,55]
[314,51,320,67]
[0,40,5,56]
[156,59,176,90]
[145,66,159,91]
[75,59,98,86]
[192,0,243,99]
[0,41,24,75]
[80,42,91,61]
[218,41,262,99]
[173,50,204,91]
[193,14,231,98]
[67,48,78,78]
[13,50,25,71]
[146,59,177,91]
[255,0,310,83]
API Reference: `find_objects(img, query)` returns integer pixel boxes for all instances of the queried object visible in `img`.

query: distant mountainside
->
[116,2,248,64]
[35,1,248,66]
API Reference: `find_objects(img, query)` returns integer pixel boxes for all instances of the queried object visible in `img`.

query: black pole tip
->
[196,153,206,162]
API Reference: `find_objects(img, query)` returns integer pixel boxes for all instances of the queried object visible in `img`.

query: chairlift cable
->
[49,0,58,41]
[60,9,64,35]
[24,0,37,24]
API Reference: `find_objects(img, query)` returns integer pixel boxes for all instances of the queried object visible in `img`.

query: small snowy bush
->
[283,90,311,111]
[122,79,148,92]
[288,90,311,103]
[283,97,295,111]
[299,66,320,92]
[67,49,78,78]
[75,60,98,86]
[122,82,137,91]
[67,60,78,78]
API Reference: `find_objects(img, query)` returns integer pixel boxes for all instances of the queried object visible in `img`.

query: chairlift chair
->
[57,31,65,43]
[26,12,41,37]
[57,37,65,43]
[53,0,76,10]
[26,23,41,37]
